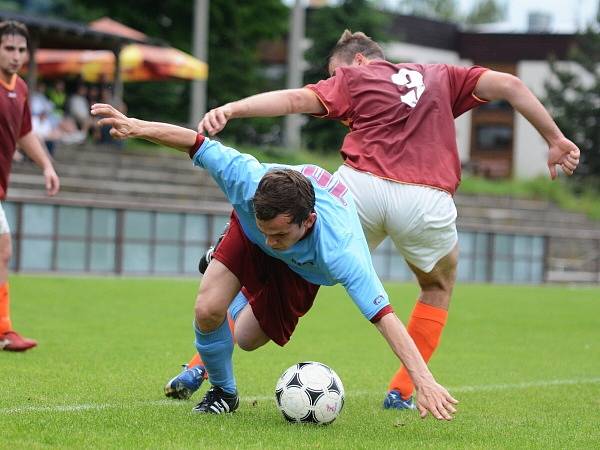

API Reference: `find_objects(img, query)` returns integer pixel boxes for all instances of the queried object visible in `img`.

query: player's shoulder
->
[344,59,397,76]
[15,75,29,93]
[394,61,450,73]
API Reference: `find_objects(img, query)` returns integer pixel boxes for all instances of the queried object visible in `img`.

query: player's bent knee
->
[236,333,268,352]
[236,337,259,352]
[194,299,226,332]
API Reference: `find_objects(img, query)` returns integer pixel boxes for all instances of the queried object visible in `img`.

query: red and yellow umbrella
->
[33,44,208,82]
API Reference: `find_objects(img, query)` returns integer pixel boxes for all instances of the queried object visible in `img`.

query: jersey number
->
[301,166,348,206]
[391,68,425,108]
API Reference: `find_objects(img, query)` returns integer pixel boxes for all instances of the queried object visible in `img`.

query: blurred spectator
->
[68,83,92,136]
[30,81,53,118]
[28,81,86,154]
[32,108,84,154]
[87,85,100,105]
[47,79,67,114]
[95,87,126,148]
[31,109,59,156]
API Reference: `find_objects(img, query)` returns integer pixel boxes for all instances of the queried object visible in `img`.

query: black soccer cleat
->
[198,222,229,274]
[198,246,215,274]
[192,386,239,414]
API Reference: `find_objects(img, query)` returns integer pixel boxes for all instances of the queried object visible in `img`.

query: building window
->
[479,100,512,111]
[476,124,513,151]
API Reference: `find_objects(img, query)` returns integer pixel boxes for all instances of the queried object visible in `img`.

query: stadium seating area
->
[9,143,228,213]
[6,143,600,282]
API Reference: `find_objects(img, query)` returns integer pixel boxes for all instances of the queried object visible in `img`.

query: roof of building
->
[459,32,576,62]
[389,14,459,51]
[389,14,576,61]
[0,11,155,50]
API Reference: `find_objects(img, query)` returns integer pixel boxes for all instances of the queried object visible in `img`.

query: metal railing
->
[5,198,599,284]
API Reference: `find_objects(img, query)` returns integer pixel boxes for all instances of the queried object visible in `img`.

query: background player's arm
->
[198,89,325,136]
[16,131,60,196]
[91,103,197,151]
[473,70,580,179]
[92,103,264,203]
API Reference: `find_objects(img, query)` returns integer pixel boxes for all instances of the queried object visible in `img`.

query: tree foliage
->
[379,0,505,25]
[545,28,600,188]
[465,0,506,25]
[303,0,390,152]
[20,0,288,134]
[204,0,288,143]
[391,0,460,22]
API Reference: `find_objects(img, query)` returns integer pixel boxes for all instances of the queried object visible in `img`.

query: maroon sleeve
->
[304,69,351,120]
[188,133,205,159]
[19,93,32,138]
[447,65,489,118]
[369,304,394,323]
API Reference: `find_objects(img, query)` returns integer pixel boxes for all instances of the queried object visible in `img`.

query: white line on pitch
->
[448,377,600,393]
[1,377,599,414]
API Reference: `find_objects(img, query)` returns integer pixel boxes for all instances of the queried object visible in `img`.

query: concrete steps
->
[10,142,599,235]
[9,143,228,208]
[7,142,599,282]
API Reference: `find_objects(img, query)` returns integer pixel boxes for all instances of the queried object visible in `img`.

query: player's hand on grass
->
[415,382,458,420]
[198,104,232,136]
[547,137,580,179]
[91,103,136,140]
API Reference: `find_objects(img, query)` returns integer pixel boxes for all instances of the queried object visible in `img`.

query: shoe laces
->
[189,365,205,380]
[205,246,215,263]
[200,386,221,405]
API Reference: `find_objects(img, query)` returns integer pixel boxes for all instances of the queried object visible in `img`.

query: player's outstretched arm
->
[91,103,197,152]
[198,88,325,136]
[375,313,458,420]
[474,70,580,179]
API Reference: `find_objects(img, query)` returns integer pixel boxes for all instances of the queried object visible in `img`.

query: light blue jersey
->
[192,138,389,322]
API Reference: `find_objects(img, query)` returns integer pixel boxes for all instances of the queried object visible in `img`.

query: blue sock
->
[228,291,248,322]
[194,319,236,394]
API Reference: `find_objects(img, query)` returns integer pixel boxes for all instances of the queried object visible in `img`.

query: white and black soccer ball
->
[275,361,345,424]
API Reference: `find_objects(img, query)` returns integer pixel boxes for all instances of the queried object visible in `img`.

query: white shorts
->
[336,165,457,273]
[0,203,9,235]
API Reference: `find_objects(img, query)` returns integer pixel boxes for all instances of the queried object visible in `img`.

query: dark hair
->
[253,169,315,225]
[0,20,29,46]
[329,29,384,65]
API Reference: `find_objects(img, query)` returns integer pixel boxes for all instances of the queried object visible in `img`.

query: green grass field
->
[1,276,599,449]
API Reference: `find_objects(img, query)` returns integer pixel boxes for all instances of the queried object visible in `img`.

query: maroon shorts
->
[212,213,320,346]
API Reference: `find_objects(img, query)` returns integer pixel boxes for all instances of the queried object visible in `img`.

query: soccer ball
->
[275,361,345,424]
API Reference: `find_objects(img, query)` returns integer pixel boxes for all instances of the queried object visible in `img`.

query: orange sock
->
[0,282,12,335]
[388,301,448,399]
[186,313,236,377]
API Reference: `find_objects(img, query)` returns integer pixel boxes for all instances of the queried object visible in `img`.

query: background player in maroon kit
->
[196,30,580,409]
[0,21,60,352]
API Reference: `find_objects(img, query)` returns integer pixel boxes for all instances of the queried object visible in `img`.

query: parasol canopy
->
[31,17,207,82]
[33,44,208,82]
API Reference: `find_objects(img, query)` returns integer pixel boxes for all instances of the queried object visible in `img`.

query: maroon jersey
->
[306,61,488,195]
[0,74,31,199]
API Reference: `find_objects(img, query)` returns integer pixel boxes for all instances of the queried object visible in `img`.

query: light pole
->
[190,0,209,128]
[284,0,306,150]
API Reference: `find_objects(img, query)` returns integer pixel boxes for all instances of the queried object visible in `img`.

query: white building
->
[384,14,578,179]
[384,15,574,178]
